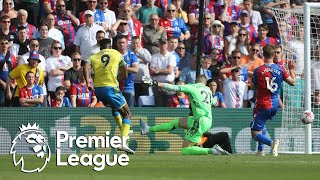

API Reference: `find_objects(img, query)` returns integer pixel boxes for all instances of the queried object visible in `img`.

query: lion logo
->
[10,123,51,173]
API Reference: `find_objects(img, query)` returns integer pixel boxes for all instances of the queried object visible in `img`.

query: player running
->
[84,38,134,154]
[140,75,230,155]
[250,44,296,156]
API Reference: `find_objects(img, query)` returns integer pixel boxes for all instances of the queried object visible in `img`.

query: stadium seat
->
[138,96,155,107]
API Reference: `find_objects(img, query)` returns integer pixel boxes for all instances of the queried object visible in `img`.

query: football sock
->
[181,146,211,155]
[112,111,122,131]
[149,118,179,132]
[121,118,131,137]
[258,129,267,151]
[255,133,272,146]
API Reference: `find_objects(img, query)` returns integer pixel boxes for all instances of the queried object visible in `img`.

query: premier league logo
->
[10,123,51,173]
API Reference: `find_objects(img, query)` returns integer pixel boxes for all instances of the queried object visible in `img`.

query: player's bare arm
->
[285,60,296,86]
[5,76,13,100]
[83,61,93,89]
[118,65,128,82]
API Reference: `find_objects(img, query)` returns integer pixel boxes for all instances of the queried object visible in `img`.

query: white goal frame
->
[304,2,320,154]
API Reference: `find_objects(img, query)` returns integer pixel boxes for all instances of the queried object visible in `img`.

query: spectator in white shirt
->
[98,0,116,36]
[74,10,105,61]
[150,37,176,107]
[46,41,72,99]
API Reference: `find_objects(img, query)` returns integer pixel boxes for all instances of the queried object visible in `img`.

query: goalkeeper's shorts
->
[185,116,212,144]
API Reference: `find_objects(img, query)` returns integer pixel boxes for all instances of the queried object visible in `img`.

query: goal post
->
[304,2,313,155]
[271,3,320,154]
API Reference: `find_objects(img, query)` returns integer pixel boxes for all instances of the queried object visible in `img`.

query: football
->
[300,110,315,124]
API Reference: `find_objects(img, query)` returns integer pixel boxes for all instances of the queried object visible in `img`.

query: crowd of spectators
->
[0,0,319,108]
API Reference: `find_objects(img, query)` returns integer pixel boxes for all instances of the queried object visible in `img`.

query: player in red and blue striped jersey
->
[19,71,44,107]
[250,45,296,156]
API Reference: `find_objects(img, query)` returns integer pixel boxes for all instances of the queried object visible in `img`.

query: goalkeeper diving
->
[140,75,230,155]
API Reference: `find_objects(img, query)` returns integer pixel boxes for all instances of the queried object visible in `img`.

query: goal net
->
[271,4,320,154]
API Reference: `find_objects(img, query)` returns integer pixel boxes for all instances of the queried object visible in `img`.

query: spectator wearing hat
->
[239,10,257,41]
[0,37,16,106]
[203,20,225,62]
[143,14,167,55]
[74,10,105,61]
[79,0,107,29]
[150,37,176,107]
[19,39,46,74]
[6,51,45,107]
[242,0,263,32]
[19,38,48,106]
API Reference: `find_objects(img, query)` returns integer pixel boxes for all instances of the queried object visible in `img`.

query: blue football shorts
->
[250,107,278,131]
[94,87,127,110]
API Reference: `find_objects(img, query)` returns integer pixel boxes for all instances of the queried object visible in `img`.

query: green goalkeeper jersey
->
[178,83,213,119]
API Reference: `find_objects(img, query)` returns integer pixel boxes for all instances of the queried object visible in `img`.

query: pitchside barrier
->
[0,108,319,154]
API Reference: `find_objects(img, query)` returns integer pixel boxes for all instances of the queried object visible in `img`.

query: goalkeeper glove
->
[142,76,158,87]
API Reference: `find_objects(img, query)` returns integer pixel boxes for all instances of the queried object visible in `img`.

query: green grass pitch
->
[1,154,320,180]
